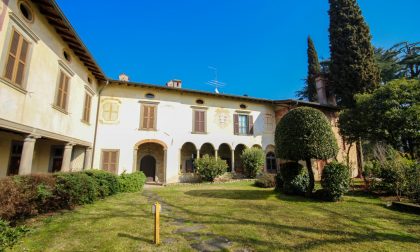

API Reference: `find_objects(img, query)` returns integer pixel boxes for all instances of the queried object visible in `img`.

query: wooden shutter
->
[248,115,254,135]
[55,72,69,110]
[102,150,119,174]
[194,110,200,132]
[141,105,156,130]
[194,110,205,133]
[83,93,92,122]
[4,29,30,86]
[233,114,239,135]
[142,105,149,129]
[148,106,155,129]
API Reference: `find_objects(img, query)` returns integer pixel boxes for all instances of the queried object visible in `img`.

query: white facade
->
[0,0,358,182]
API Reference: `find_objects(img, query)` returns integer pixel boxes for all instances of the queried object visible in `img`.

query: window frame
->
[100,149,119,174]
[53,70,71,113]
[100,99,121,124]
[192,109,207,134]
[140,103,158,131]
[2,27,31,89]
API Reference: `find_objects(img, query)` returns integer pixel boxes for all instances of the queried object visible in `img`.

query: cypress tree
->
[329,0,380,108]
[297,37,321,102]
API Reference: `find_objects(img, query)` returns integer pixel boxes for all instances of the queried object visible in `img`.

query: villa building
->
[0,0,358,183]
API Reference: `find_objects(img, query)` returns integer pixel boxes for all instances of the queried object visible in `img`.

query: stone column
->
[133,148,138,173]
[163,149,167,184]
[83,147,93,170]
[196,150,200,159]
[231,149,235,173]
[61,143,74,172]
[215,149,218,160]
[19,135,40,175]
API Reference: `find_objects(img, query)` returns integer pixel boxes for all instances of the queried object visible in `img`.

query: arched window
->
[266,152,276,172]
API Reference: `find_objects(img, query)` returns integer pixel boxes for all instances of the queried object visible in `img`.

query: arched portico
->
[234,144,247,174]
[133,140,167,183]
[200,143,215,158]
[218,143,232,172]
[180,142,197,173]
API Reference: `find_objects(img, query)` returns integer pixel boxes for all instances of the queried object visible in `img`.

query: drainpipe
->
[91,80,110,168]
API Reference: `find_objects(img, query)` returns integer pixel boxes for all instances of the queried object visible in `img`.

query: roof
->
[109,80,340,110]
[31,0,106,81]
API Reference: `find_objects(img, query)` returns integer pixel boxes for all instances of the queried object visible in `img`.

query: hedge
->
[0,170,146,222]
[280,162,309,195]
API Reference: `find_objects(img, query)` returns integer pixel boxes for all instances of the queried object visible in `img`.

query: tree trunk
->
[356,139,364,178]
[306,158,315,197]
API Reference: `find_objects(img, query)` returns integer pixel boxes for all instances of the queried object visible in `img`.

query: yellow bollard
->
[154,202,160,245]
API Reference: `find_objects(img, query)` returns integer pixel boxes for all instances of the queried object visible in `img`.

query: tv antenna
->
[206,66,226,94]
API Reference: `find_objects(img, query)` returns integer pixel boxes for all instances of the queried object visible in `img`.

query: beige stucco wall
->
[93,85,276,183]
[0,0,99,145]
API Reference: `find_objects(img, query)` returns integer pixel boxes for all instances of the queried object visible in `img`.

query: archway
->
[180,142,197,173]
[218,143,232,172]
[234,144,247,173]
[252,144,262,149]
[200,143,215,157]
[140,155,156,181]
[266,152,277,173]
[135,141,166,183]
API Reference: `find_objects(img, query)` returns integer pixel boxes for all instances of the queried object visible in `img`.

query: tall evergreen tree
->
[297,37,321,102]
[329,0,380,108]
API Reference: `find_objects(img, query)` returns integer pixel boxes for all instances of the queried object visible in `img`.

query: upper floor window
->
[140,104,157,130]
[265,114,274,131]
[234,114,254,135]
[54,71,70,112]
[82,92,92,123]
[193,109,206,133]
[102,101,120,123]
[3,29,30,86]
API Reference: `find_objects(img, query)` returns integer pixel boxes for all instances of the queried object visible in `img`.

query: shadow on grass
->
[118,233,153,243]
[184,189,275,200]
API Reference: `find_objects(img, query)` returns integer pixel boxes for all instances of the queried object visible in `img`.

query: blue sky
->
[56,0,420,100]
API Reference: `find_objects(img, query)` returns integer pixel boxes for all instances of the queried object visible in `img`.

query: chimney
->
[166,79,182,88]
[315,75,337,106]
[119,73,129,82]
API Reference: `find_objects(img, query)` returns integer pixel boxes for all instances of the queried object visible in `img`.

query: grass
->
[11,181,420,251]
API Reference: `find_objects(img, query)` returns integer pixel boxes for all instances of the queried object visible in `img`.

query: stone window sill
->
[52,104,69,115]
[0,77,27,94]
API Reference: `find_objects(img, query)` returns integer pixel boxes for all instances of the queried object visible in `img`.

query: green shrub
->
[406,163,420,203]
[280,162,309,195]
[275,173,284,191]
[0,175,58,222]
[84,170,119,198]
[117,171,146,193]
[321,162,350,201]
[54,172,97,208]
[254,173,276,188]
[0,219,29,251]
[194,155,228,182]
[241,147,265,178]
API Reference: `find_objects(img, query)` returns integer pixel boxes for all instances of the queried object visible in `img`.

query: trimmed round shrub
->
[275,173,284,191]
[321,162,350,201]
[241,147,265,178]
[54,172,97,208]
[275,107,338,194]
[117,171,146,193]
[194,155,228,182]
[84,170,119,198]
[254,173,276,188]
[280,162,309,195]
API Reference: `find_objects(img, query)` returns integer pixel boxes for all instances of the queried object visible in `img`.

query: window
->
[63,50,71,62]
[102,101,119,122]
[266,152,276,172]
[240,104,247,109]
[82,92,92,123]
[193,110,206,133]
[7,141,23,176]
[3,29,30,86]
[234,114,254,135]
[265,114,274,131]
[196,99,204,105]
[49,146,64,173]
[145,93,155,99]
[19,1,33,22]
[101,150,119,174]
[54,71,70,111]
[140,104,157,130]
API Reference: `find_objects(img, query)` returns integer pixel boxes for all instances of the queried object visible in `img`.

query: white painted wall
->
[93,85,276,183]
[0,0,99,144]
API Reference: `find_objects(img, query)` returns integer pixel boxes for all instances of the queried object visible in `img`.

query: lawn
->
[11,181,420,252]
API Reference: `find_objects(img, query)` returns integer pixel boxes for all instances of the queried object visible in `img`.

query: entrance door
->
[140,155,156,182]
[7,141,23,176]
[49,146,64,173]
